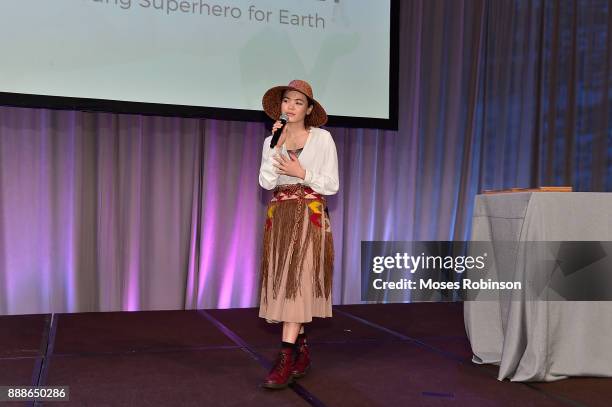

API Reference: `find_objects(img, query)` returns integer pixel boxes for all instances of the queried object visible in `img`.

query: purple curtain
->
[1,0,610,315]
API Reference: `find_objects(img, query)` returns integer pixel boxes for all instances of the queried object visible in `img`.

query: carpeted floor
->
[0,303,609,406]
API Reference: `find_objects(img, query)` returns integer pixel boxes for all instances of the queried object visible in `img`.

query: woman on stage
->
[258,79,339,389]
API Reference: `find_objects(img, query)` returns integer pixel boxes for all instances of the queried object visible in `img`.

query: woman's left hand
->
[273,152,306,179]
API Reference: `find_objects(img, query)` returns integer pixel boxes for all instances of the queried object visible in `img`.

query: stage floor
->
[0,302,608,406]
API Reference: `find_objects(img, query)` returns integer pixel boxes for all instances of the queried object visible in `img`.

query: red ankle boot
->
[291,335,310,379]
[262,347,295,389]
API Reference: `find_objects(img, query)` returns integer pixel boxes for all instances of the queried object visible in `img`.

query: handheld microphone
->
[270,113,288,148]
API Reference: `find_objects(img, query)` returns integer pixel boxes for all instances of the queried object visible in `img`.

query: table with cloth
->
[464,192,612,381]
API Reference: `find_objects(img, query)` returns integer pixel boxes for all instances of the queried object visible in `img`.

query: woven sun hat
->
[262,79,328,127]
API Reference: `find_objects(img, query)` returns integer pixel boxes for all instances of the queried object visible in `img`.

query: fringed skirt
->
[259,184,334,323]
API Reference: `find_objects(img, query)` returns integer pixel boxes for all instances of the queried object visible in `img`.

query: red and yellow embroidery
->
[308,201,323,228]
[265,204,276,230]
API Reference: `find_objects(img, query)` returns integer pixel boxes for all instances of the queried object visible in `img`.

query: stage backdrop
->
[1,0,610,314]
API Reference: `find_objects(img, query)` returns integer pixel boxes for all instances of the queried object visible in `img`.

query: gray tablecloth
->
[464,192,612,381]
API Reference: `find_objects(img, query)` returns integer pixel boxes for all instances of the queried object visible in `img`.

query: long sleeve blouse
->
[259,127,339,195]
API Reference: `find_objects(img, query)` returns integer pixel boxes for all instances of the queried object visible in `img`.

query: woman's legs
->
[282,322,302,343]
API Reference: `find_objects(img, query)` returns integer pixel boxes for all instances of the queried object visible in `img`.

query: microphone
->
[270,113,288,148]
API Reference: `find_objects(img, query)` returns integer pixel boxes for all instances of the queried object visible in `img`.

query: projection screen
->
[0,0,398,128]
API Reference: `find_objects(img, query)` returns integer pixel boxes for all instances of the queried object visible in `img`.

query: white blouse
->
[259,127,339,195]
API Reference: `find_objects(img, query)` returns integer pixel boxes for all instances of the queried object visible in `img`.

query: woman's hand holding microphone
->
[271,120,287,148]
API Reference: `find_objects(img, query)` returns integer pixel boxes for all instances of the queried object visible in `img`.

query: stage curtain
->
[1,0,610,313]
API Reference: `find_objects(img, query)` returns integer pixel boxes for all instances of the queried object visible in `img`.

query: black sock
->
[281,341,296,351]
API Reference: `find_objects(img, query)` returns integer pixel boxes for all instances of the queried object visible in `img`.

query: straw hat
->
[262,79,328,127]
